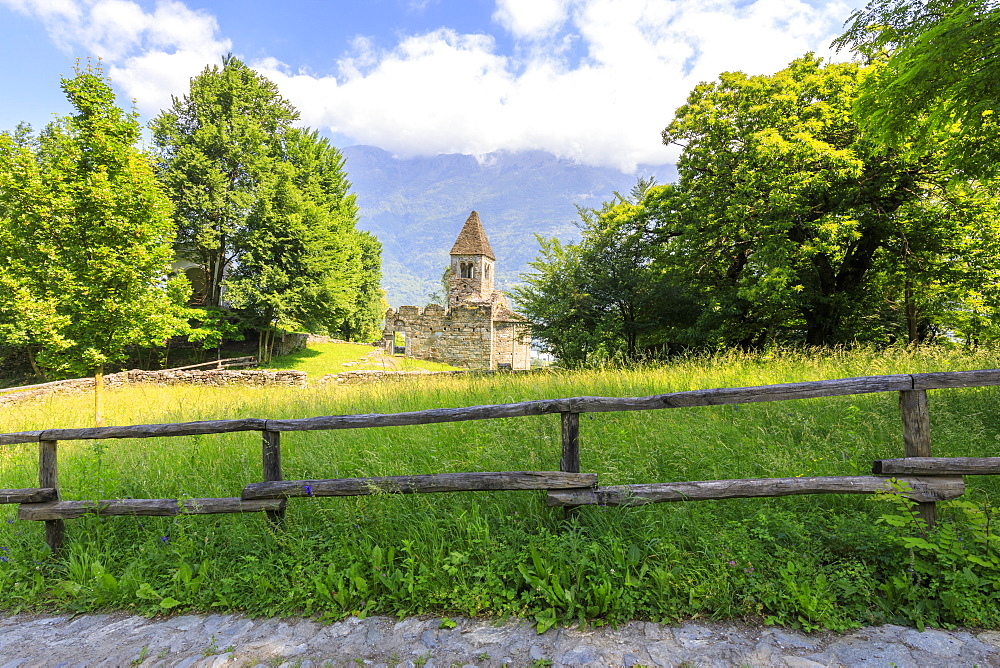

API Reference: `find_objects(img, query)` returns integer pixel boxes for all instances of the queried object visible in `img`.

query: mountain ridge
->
[342,145,675,308]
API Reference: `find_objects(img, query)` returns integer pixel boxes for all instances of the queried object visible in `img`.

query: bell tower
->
[448,211,496,308]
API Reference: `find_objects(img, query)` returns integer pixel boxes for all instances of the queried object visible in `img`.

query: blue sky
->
[0,0,864,170]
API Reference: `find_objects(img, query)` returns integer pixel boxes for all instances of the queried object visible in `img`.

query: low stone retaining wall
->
[322,369,468,384]
[0,369,307,407]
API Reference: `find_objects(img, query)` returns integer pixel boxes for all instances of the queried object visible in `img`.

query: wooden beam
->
[0,488,56,504]
[8,369,1000,445]
[0,431,43,445]
[18,497,286,521]
[36,418,268,442]
[875,457,1000,475]
[242,471,598,500]
[545,475,965,507]
[263,375,915,432]
[912,369,1000,390]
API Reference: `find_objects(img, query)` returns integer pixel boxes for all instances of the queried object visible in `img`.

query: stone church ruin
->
[382,212,531,370]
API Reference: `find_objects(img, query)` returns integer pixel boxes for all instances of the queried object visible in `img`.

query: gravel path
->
[2,613,1000,667]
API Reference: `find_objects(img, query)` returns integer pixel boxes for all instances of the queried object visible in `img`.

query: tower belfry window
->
[460,262,474,279]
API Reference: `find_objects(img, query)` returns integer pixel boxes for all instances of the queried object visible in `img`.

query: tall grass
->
[3,345,1000,629]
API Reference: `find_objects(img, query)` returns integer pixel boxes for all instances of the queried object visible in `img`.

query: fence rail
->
[3,368,1000,550]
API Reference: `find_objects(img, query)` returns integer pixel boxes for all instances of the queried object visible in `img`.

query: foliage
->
[835,0,1000,179]
[875,491,1000,628]
[3,345,1000,630]
[514,179,698,364]
[152,57,382,353]
[656,54,1000,347]
[520,56,1000,362]
[0,63,191,379]
[151,54,298,310]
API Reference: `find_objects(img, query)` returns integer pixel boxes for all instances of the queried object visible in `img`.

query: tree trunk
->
[905,279,919,344]
[26,347,44,380]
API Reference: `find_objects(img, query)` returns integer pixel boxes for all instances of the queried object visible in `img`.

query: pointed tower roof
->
[449,211,496,260]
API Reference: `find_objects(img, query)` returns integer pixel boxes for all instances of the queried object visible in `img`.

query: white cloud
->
[5,0,855,171]
[261,0,853,171]
[1,0,230,113]
[492,0,572,39]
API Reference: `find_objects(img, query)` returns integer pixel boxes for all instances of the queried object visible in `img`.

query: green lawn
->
[266,341,461,378]
[3,345,1000,630]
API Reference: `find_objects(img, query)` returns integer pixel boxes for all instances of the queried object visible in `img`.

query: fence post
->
[39,439,64,551]
[560,412,580,473]
[262,430,285,526]
[899,389,936,526]
[560,412,581,518]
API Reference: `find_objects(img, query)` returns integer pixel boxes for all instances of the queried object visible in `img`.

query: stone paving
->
[1,613,1000,667]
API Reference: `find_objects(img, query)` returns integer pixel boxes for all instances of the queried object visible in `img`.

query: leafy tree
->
[514,235,600,365]
[0,63,190,380]
[151,54,298,309]
[835,0,1000,178]
[336,231,386,342]
[153,58,383,353]
[654,54,999,346]
[520,55,1000,364]
[224,129,377,359]
[515,179,699,364]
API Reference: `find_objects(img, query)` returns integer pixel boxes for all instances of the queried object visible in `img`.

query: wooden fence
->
[4,369,1000,550]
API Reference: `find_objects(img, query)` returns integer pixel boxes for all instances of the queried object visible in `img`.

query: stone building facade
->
[382,212,531,370]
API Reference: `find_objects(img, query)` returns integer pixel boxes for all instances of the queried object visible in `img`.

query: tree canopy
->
[0,63,190,379]
[152,56,383,353]
[518,55,1000,364]
[835,0,1000,178]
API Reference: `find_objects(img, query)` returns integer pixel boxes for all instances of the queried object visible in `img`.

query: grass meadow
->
[265,341,461,377]
[3,345,1000,630]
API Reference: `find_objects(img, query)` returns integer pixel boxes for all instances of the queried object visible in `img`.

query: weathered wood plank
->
[912,369,1000,390]
[263,375,914,432]
[545,475,965,507]
[243,471,598,500]
[11,370,1000,444]
[36,418,268,441]
[18,497,286,521]
[0,488,56,504]
[0,431,43,445]
[875,457,1000,475]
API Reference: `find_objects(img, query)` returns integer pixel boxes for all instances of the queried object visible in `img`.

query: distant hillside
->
[342,145,675,307]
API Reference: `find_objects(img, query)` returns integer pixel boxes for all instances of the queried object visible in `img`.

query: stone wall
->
[493,321,531,370]
[382,304,532,370]
[0,369,307,407]
[385,304,494,369]
[274,332,309,357]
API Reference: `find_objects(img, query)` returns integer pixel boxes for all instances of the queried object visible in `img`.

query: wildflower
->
[0,546,8,550]
[0,556,7,563]
[304,485,313,497]
[728,560,736,566]
[160,536,169,543]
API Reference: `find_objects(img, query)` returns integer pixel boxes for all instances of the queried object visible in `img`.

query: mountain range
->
[341,145,676,307]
